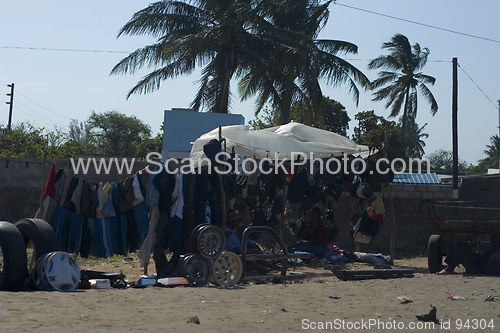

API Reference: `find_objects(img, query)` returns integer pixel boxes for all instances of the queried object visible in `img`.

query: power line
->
[16,90,73,120]
[343,58,450,63]
[333,2,500,45]
[458,63,498,112]
[15,106,57,127]
[0,45,130,54]
[15,100,65,127]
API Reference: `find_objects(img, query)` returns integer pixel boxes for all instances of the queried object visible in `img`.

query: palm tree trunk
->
[213,53,235,113]
[213,74,231,113]
[279,92,294,124]
[400,89,411,137]
[279,81,296,124]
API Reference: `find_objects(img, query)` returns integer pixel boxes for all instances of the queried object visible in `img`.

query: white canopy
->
[190,122,372,161]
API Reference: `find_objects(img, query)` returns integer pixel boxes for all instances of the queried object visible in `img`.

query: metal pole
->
[498,100,500,171]
[6,83,14,130]
[452,58,459,200]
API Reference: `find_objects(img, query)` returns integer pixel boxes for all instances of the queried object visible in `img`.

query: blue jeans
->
[289,243,326,257]
[51,205,82,253]
[133,202,149,246]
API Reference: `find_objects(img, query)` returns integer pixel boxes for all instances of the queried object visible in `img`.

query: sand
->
[1,257,499,333]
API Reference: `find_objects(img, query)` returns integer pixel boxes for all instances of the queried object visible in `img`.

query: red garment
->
[43,164,56,199]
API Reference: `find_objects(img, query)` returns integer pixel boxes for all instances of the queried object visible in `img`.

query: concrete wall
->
[330,184,454,257]
[1,156,453,256]
[0,157,46,221]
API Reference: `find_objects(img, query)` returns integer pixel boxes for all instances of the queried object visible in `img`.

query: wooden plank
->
[332,268,414,281]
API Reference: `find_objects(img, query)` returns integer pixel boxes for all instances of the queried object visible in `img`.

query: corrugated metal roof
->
[392,172,441,184]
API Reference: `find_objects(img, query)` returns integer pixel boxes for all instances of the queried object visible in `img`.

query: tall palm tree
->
[111,0,269,113]
[113,0,369,121]
[368,33,438,132]
[239,0,370,124]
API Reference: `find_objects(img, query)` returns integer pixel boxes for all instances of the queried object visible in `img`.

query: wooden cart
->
[427,175,500,273]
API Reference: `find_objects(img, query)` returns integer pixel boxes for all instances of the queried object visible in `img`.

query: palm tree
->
[402,115,428,158]
[111,0,269,113]
[368,33,438,132]
[112,0,369,121]
[413,121,429,158]
[479,135,500,170]
[239,0,370,124]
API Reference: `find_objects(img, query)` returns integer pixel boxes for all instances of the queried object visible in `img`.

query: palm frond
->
[414,72,436,85]
[418,83,439,115]
[118,1,204,38]
[370,71,401,89]
[368,55,403,72]
[315,39,358,55]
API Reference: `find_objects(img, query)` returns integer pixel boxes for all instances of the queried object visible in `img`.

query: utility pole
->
[6,83,14,130]
[452,58,458,200]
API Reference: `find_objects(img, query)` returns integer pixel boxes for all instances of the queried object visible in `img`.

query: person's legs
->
[152,246,169,277]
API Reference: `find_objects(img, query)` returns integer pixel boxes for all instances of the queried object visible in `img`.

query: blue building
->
[162,108,245,158]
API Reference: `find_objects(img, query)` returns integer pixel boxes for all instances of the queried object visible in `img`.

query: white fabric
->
[132,174,144,205]
[137,205,160,266]
[190,122,373,162]
[170,173,184,219]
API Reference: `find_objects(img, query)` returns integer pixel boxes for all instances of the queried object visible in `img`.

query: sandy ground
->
[1,257,499,333]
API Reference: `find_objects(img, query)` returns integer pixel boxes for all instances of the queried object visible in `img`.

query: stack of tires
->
[0,218,60,291]
[178,224,242,288]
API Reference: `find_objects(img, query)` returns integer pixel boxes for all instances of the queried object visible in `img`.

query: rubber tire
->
[15,218,58,265]
[15,218,58,290]
[427,234,443,273]
[0,221,28,291]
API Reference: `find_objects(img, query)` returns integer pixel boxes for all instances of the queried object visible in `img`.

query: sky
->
[0,0,499,164]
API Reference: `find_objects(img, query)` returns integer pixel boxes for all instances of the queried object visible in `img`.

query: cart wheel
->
[427,234,443,273]
[196,225,225,259]
[211,251,242,288]
[183,254,211,287]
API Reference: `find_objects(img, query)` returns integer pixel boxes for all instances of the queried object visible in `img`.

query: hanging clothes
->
[171,173,184,219]
[62,176,79,211]
[137,166,162,266]
[101,182,117,218]
[132,174,145,206]
[70,178,84,214]
[137,205,160,266]
[133,202,149,247]
[96,182,106,219]
[53,168,66,203]
[153,167,176,215]
[43,163,56,199]
[40,165,186,259]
